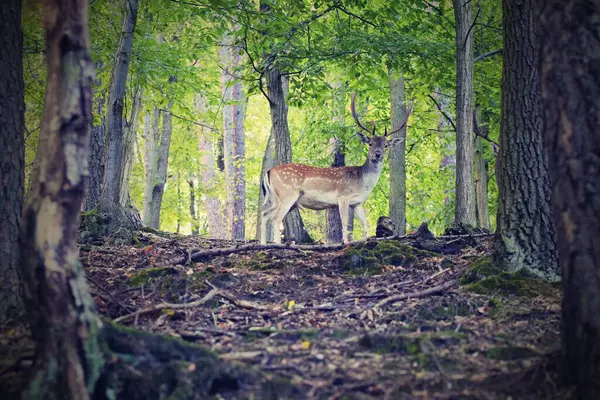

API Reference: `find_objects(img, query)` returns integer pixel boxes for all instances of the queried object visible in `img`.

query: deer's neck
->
[359,158,384,187]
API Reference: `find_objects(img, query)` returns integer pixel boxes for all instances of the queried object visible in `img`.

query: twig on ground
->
[423,267,452,284]
[437,233,494,239]
[113,288,220,324]
[86,275,134,312]
[374,280,459,309]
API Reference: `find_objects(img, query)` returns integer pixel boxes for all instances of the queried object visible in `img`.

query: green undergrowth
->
[461,256,556,297]
[239,251,286,270]
[339,240,436,275]
[359,331,465,355]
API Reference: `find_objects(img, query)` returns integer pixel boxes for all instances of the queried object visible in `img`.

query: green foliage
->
[22,0,503,239]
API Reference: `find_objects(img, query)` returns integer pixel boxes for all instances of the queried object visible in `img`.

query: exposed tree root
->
[374,279,459,309]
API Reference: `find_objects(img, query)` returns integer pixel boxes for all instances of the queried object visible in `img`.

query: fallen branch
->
[113,288,220,324]
[170,236,407,265]
[437,233,494,239]
[423,267,452,284]
[374,279,459,309]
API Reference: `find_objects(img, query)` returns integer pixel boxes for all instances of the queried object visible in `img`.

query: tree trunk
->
[435,90,456,207]
[101,0,138,213]
[195,95,226,239]
[264,67,311,243]
[325,138,345,243]
[119,85,142,206]
[188,176,198,234]
[20,0,104,397]
[453,0,476,227]
[388,68,408,236]
[325,81,348,243]
[142,103,172,229]
[537,0,600,395]
[474,108,491,230]
[84,69,105,211]
[494,0,558,281]
[220,34,246,241]
[0,0,25,326]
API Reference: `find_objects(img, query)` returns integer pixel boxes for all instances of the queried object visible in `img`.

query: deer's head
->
[351,93,412,164]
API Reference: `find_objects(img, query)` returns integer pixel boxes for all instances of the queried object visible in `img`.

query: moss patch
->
[338,240,435,274]
[359,331,464,355]
[461,256,556,297]
[128,267,179,287]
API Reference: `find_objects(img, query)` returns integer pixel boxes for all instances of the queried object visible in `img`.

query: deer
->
[260,93,412,244]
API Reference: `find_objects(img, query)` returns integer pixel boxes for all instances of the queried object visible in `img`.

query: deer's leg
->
[353,204,368,241]
[260,198,279,244]
[272,194,299,244]
[338,198,351,244]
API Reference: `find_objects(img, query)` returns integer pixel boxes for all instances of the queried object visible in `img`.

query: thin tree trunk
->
[325,137,345,243]
[474,108,491,230]
[453,0,476,227]
[257,132,275,241]
[220,33,246,241]
[119,85,142,206]
[264,67,311,243]
[20,0,103,397]
[101,0,138,212]
[142,103,172,229]
[388,67,408,235]
[0,0,25,326]
[84,69,105,211]
[188,176,198,235]
[325,81,347,243]
[495,0,558,280]
[195,94,226,239]
[435,90,455,207]
[537,0,600,395]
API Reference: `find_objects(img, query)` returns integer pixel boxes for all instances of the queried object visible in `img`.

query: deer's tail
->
[261,170,274,211]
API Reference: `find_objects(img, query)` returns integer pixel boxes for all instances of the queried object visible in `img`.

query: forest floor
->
[74,228,568,400]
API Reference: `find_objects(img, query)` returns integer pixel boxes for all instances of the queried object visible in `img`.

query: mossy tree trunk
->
[495,0,558,280]
[84,68,106,211]
[537,0,600,395]
[474,108,491,231]
[453,0,477,228]
[19,0,104,397]
[0,0,25,326]
[119,85,142,207]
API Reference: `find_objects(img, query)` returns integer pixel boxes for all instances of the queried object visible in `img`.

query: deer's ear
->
[387,136,404,147]
[356,131,371,144]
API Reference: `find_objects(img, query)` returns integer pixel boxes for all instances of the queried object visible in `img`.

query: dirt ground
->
[70,230,568,400]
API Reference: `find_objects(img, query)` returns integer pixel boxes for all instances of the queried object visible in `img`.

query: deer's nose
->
[374,150,382,157]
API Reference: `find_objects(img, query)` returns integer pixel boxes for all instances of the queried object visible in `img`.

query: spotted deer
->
[260,93,412,244]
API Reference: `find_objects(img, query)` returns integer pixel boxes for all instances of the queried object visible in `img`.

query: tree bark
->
[101,0,138,212]
[0,0,25,326]
[325,137,345,243]
[119,85,142,206]
[220,34,246,241]
[19,0,104,397]
[474,108,491,230]
[195,95,227,239]
[264,67,311,243]
[388,68,408,236]
[494,0,558,281]
[188,176,198,235]
[257,132,276,242]
[84,69,105,211]
[142,103,172,229]
[537,0,600,395]
[453,0,477,227]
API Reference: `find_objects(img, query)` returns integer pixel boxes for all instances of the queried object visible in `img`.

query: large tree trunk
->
[537,0,600,395]
[264,67,311,243]
[388,68,408,236]
[474,108,491,230]
[84,69,105,211]
[101,0,138,215]
[220,34,246,241]
[20,0,104,397]
[195,95,226,239]
[0,0,25,326]
[494,0,558,281]
[453,0,477,227]
[142,103,172,229]
[119,85,142,206]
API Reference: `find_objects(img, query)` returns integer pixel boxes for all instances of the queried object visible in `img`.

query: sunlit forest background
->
[22,0,501,240]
